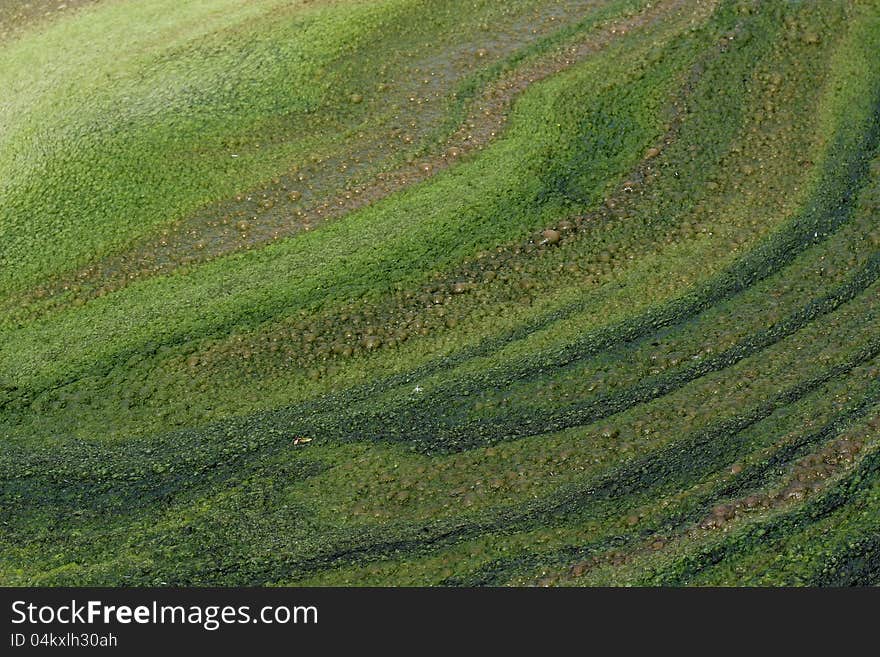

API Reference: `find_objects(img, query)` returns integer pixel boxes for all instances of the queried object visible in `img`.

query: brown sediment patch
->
[549,408,880,585]
[0,0,103,43]
[8,0,694,321]
[112,0,732,387]
[181,1,723,380]
[695,431,871,530]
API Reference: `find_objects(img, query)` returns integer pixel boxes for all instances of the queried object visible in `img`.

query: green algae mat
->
[2,0,880,586]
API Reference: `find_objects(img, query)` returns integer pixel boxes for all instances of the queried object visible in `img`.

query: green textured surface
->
[1,0,879,586]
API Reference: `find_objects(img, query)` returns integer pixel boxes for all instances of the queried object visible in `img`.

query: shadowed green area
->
[1,0,879,586]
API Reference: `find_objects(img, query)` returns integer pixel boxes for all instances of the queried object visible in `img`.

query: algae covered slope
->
[1,0,879,586]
